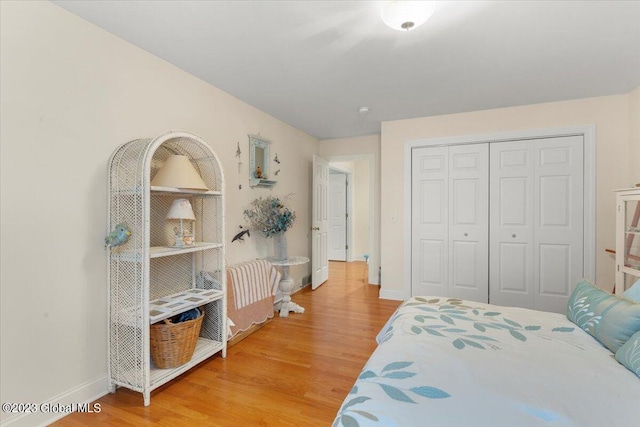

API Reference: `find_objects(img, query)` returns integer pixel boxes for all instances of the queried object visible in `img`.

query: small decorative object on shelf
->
[105,223,131,248]
[167,198,196,247]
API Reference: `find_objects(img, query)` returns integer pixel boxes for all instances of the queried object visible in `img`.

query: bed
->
[333,281,640,427]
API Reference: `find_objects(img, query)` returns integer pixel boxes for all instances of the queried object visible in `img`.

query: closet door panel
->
[539,244,570,294]
[499,178,528,226]
[412,146,448,296]
[497,242,528,291]
[449,144,488,302]
[490,142,535,309]
[534,136,583,313]
[452,241,479,288]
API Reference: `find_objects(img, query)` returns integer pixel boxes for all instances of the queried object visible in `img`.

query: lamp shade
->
[151,155,209,190]
[166,199,196,221]
[381,1,436,31]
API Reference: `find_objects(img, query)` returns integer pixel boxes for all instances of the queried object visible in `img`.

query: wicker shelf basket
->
[150,312,204,369]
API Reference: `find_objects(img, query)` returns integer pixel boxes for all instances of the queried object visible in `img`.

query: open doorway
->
[327,158,372,280]
[328,166,351,262]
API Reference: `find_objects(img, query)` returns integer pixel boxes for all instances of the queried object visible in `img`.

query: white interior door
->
[411,144,488,301]
[448,144,489,302]
[328,173,347,261]
[312,155,329,289]
[490,136,584,312]
[533,136,584,313]
[412,146,449,296]
[489,141,535,308]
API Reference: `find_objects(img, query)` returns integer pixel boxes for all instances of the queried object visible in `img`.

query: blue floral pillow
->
[566,279,640,353]
[615,330,640,378]
[623,278,640,303]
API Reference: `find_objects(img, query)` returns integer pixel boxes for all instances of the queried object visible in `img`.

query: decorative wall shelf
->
[249,178,277,188]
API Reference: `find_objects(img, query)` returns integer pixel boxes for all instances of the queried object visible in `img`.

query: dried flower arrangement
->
[243,194,297,237]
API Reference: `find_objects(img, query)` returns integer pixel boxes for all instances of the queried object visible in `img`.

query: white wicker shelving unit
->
[107,131,226,406]
[615,187,640,295]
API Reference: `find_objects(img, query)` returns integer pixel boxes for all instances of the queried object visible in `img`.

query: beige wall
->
[0,2,317,425]
[353,159,370,260]
[320,135,380,284]
[381,92,638,298]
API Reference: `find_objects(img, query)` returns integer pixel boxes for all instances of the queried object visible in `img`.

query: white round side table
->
[267,255,310,317]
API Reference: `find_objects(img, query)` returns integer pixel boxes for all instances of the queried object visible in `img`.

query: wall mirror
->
[249,134,276,187]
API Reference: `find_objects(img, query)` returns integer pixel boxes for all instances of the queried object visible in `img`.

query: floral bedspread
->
[333,297,640,427]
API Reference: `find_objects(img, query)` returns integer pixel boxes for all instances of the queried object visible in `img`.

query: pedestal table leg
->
[278,265,305,317]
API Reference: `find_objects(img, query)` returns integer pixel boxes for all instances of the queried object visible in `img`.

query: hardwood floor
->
[54,261,401,426]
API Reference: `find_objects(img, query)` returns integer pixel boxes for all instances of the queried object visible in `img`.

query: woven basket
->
[150,311,203,369]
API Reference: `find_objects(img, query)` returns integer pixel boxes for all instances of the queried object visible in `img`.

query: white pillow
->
[623,277,640,302]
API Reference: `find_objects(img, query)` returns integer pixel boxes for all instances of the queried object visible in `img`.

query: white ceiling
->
[53,1,640,140]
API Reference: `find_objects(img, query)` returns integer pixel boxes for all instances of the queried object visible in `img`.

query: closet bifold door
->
[489,141,535,309]
[489,136,584,313]
[411,144,488,302]
[448,144,489,303]
[412,146,449,297]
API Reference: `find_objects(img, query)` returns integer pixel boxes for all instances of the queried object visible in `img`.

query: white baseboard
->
[379,289,404,301]
[1,375,109,427]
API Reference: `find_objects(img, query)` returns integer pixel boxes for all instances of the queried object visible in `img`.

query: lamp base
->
[173,234,194,247]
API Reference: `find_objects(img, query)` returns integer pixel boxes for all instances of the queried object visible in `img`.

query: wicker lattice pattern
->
[107,131,226,405]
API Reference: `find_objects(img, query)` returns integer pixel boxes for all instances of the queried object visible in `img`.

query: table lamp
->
[167,198,196,247]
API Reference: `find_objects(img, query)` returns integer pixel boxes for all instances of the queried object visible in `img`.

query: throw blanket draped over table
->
[226,260,281,338]
[228,260,280,310]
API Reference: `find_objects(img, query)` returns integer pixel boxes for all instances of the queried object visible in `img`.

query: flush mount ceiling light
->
[381,1,436,31]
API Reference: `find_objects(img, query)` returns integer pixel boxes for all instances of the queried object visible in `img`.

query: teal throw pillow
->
[623,278,640,303]
[615,330,640,378]
[566,279,640,353]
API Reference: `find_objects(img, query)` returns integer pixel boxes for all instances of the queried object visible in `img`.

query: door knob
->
[512,234,516,238]
[464,232,468,237]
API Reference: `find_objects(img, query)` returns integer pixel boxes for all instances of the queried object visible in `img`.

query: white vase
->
[273,232,288,261]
